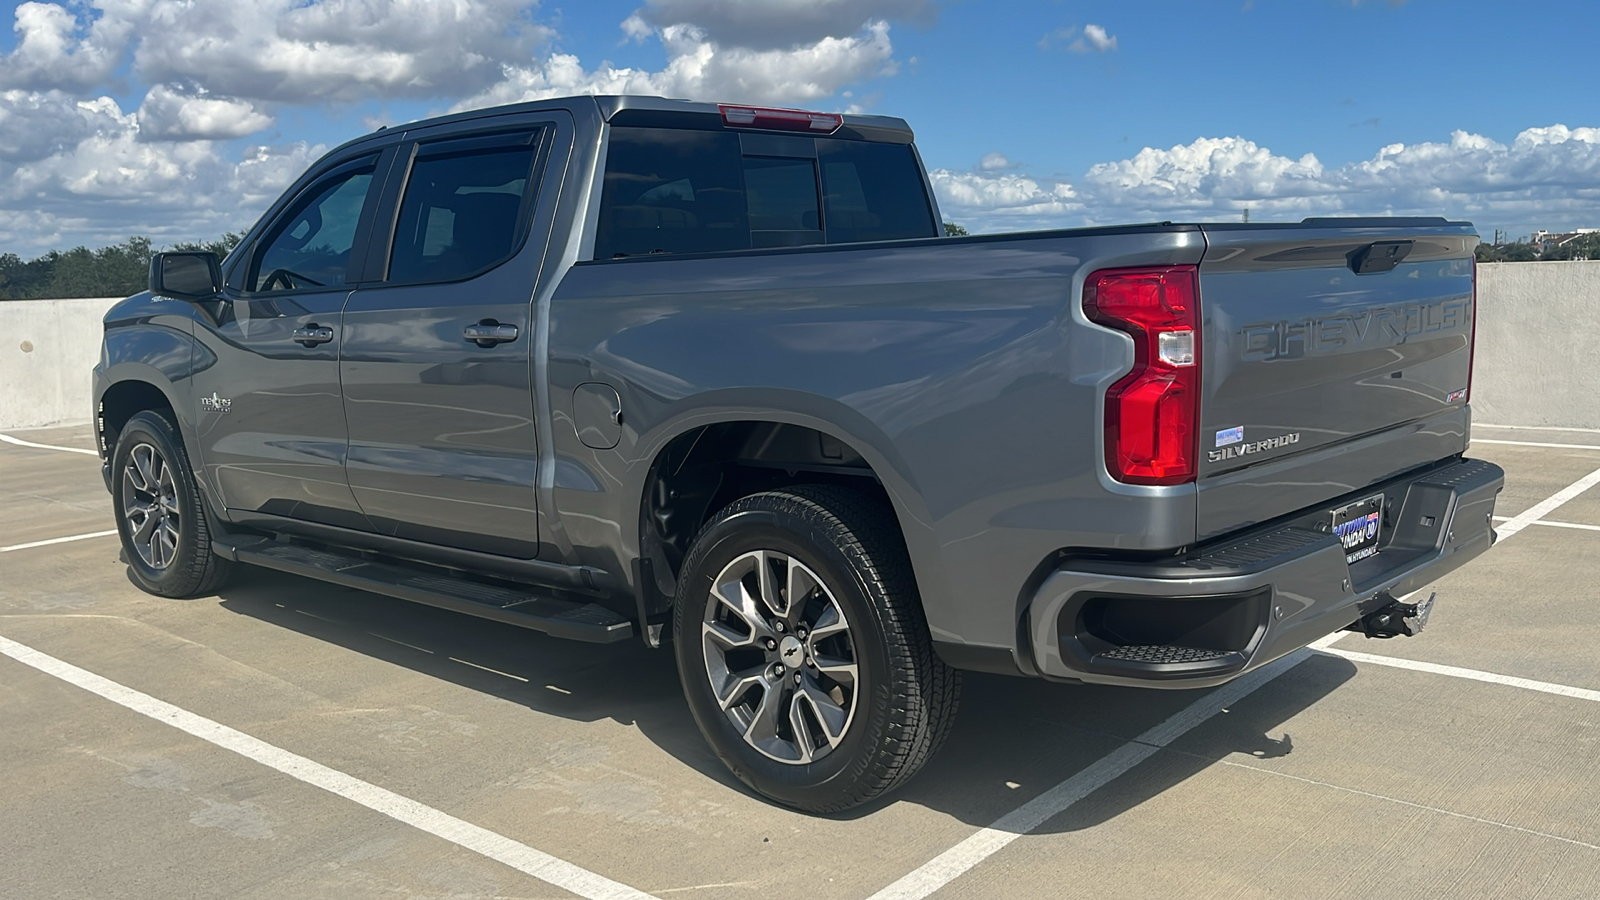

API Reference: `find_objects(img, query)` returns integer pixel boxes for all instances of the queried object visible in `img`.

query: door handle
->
[292,324,334,346]
[464,320,520,347]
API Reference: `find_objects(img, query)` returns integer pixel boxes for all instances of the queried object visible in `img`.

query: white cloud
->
[936,126,1600,234]
[456,20,897,111]
[930,169,1081,230]
[0,1,925,253]
[978,152,1013,171]
[635,0,934,50]
[0,1,554,104]
[0,92,322,252]
[1039,23,1117,54]
[137,85,275,142]
[0,2,130,90]
[0,89,114,163]
[1071,24,1117,54]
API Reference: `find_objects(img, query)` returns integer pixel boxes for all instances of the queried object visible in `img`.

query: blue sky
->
[2,0,1597,254]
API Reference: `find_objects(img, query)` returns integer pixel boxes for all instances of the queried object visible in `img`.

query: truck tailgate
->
[1194,221,1477,541]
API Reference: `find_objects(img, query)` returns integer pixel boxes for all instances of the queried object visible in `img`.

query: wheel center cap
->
[778,635,804,668]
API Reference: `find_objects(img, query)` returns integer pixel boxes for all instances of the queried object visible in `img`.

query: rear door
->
[193,150,392,530]
[339,115,568,558]
[1195,221,1478,540]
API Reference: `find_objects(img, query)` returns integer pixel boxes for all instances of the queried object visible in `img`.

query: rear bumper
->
[1026,457,1504,688]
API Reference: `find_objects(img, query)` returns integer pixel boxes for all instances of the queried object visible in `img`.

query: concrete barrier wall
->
[1472,261,1600,429]
[1,298,122,431]
[1,261,1598,432]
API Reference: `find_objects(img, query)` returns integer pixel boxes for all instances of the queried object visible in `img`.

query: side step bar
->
[218,538,633,644]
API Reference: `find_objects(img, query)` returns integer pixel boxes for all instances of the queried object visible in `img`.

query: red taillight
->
[1084,265,1201,485]
[1467,256,1477,403]
[719,104,842,134]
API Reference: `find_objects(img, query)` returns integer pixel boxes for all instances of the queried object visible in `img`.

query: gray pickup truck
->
[96,95,1503,812]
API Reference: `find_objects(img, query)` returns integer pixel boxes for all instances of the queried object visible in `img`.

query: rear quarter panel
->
[545,229,1205,655]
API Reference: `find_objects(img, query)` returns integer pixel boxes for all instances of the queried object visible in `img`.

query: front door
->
[340,126,555,558]
[192,153,386,530]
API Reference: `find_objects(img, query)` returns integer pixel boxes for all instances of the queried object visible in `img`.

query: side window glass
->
[388,137,541,284]
[743,156,822,248]
[252,162,376,292]
[595,128,748,259]
[818,141,938,243]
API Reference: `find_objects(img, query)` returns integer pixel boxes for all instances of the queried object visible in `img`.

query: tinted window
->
[819,141,938,244]
[388,142,540,283]
[744,157,822,248]
[595,128,749,259]
[253,161,375,292]
[595,127,937,260]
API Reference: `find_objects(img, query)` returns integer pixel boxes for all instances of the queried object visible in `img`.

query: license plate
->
[1332,494,1383,564]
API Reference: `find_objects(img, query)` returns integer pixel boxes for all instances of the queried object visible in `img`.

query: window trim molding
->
[369,126,552,289]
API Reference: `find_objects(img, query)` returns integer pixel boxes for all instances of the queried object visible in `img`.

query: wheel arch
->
[628,392,951,640]
[97,371,188,456]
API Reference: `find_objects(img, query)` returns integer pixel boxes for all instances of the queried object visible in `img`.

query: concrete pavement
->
[2,424,1596,899]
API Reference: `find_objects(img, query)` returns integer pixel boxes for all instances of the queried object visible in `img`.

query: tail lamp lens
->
[1084,265,1201,485]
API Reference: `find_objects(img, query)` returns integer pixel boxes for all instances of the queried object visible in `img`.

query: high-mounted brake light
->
[1084,265,1201,485]
[719,104,842,134]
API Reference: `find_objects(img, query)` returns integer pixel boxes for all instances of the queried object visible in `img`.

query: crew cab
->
[95,95,1503,812]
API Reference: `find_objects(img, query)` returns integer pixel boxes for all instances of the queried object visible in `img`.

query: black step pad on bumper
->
[220,539,633,644]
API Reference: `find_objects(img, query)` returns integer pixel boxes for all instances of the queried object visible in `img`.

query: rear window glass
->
[595,127,937,260]
[595,129,749,260]
[388,144,539,284]
[819,141,937,244]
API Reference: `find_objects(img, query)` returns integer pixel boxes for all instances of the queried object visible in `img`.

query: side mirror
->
[149,251,222,299]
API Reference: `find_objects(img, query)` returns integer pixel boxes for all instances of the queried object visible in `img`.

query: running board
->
[220,539,633,644]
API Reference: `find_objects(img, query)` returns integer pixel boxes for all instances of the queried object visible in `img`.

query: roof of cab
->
[332,94,915,157]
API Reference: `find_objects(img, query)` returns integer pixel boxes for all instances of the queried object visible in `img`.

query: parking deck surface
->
[2,424,1596,899]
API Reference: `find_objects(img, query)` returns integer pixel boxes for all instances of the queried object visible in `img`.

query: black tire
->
[673,484,960,812]
[111,410,233,598]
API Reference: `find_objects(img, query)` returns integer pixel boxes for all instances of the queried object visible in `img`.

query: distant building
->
[1530,228,1599,255]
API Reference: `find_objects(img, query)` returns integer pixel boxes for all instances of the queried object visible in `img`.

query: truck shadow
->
[216,569,1355,834]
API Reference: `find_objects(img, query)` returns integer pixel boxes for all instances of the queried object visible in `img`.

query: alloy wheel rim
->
[701,549,859,765]
[121,442,181,570]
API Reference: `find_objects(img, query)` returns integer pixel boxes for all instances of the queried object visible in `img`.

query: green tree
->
[0,233,246,300]
[0,250,59,299]
[171,231,245,261]
[42,237,152,299]
[1475,242,1537,262]
[943,222,969,236]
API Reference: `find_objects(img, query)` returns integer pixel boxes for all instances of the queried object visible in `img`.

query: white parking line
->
[1321,648,1600,704]
[1494,465,1600,540]
[1,529,120,553]
[0,633,661,900]
[1477,423,1600,434]
[0,433,99,455]
[881,458,1600,898]
[1474,438,1600,451]
[1492,516,1600,534]
[866,641,1333,900]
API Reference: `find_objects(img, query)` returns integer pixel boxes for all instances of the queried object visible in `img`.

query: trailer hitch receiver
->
[1349,591,1435,639]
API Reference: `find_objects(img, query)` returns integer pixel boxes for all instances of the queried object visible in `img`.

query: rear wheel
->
[673,485,960,812]
[112,411,233,598]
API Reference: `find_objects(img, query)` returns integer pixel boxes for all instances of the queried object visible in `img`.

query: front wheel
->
[673,485,960,812]
[111,410,233,598]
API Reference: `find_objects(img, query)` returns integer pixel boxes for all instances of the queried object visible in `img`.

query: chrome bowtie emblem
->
[779,635,804,667]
